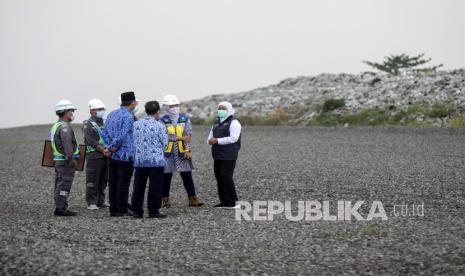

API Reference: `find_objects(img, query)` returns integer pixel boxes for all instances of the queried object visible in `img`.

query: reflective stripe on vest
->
[50,121,80,161]
[161,114,188,156]
[164,124,187,154]
[86,120,108,153]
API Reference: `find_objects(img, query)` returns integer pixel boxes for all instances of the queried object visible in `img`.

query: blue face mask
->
[217,110,229,119]
[132,106,140,114]
[96,110,105,118]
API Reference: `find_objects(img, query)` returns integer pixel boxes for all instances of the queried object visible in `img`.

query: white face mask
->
[168,106,180,115]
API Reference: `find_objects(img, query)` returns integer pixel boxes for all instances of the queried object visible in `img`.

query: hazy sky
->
[1,0,464,128]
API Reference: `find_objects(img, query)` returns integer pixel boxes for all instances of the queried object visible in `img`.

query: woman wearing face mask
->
[160,94,204,208]
[207,102,242,209]
[83,99,110,210]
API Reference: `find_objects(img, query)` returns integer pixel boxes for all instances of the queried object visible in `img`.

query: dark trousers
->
[54,161,76,211]
[85,158,108,206]
[131,167,164,216]
[108,159,134,214]
[214,160,238,206]
[163,171,196,197]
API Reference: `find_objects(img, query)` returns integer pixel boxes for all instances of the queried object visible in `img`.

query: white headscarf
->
[218,101,235,114]
[217,101,235,123]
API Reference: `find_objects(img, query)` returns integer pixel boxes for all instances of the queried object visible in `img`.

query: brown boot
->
[162,197,171,208]
[188,196,204,207]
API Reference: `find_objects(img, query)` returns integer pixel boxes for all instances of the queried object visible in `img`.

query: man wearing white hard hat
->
[83,99,110,210]
[51,100,80,216]
[160,94,203,207]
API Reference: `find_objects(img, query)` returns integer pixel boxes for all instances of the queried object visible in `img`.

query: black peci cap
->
[121,91,136,103]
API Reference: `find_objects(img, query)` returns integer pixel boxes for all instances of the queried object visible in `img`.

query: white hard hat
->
[162,94,180,106]
[55,100,77,112]
[88,98,106,110]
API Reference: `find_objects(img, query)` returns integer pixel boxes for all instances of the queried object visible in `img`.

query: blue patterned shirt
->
[104,107,135,161]
[133,116,168,168]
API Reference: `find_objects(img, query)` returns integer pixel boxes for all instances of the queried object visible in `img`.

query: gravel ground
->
[1,125,465,275]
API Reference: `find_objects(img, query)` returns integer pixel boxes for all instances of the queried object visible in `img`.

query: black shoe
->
[110,212,124,217]
[213,203,225,208]
[148,212,167,219]
[54,209,77,216]
[133,213,143,219]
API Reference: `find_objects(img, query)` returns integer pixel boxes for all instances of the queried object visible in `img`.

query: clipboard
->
[41,140,86,171]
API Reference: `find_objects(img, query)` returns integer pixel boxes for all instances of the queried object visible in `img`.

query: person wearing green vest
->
[83,99,110,210]
[51,100,80,216]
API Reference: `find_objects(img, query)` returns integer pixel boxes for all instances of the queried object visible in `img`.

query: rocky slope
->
[184,70,465,123]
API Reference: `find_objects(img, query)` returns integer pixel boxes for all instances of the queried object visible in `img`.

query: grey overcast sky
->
[0,0,464,128]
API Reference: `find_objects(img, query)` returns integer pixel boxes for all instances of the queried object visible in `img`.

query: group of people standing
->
[50,91,242,218]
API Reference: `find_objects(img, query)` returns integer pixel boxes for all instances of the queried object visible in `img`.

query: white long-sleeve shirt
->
[207,119,242,145]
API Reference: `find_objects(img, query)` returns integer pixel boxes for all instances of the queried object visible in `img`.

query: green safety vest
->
[85,120,108,153]
[50,121,80,161]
